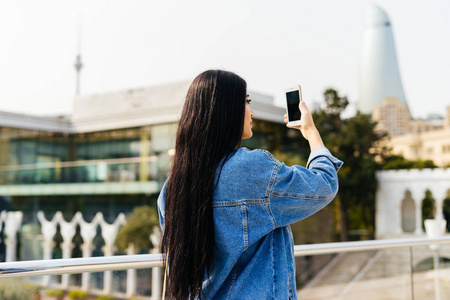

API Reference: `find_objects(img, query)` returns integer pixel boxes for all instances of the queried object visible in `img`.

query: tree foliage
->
[286,87,443,242]
[115,205,159,252]
[312,88,440,240]
[313,89,385,240]
[421,191,436,224]
[382,154,437,170]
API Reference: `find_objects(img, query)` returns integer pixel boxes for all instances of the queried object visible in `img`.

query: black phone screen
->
[286,90,301,121]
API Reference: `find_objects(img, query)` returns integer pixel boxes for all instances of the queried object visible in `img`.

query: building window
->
[443,145,450,153]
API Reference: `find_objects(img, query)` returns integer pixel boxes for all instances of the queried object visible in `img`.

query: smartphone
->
[285,85,302,127]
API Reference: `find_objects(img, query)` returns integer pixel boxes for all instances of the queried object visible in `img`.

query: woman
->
[158,70,342,299]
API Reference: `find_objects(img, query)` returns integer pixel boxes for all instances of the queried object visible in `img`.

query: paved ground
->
[298,269,450,300]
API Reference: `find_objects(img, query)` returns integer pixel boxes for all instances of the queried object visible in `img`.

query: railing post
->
[60,213,79,288]
[80,243,95,290]
[433,250,441,300]
[102,246,114,294]
[79,212,101,292]
[409,246,415,300]
[126,243,137,298]
[4,211,23,262]
[37,211,61,286]
[98,213,126,295]
[425,219,446,300]
[150,227,162,300]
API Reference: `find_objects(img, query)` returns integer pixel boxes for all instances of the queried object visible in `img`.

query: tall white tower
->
[74,15,83,97]
[359,4,408,114]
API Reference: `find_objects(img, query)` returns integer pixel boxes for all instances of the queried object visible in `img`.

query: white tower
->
[74,15,83,97]
[359,4,408,114]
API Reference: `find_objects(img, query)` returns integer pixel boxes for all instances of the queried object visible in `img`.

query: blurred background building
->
[0,3,446,299]
[0,82,288,248]
[359,4,450,167]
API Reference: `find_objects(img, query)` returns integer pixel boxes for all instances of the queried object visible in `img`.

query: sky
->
[0,0,448,119]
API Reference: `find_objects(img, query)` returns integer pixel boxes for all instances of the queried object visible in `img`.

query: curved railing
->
[0,236,449,299]
[1,236,449,278]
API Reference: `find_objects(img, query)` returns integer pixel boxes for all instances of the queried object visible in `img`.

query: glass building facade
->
[0,124,178,223]
[0,119,304,222]
[0,84,309,267]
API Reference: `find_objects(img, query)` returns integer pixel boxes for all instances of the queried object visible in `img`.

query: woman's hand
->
[284,101,324,149]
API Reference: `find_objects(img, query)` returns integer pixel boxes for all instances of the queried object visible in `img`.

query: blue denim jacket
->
[158,146,342,299]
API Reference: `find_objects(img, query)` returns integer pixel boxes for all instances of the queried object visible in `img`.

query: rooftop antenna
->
[74,14,83,97]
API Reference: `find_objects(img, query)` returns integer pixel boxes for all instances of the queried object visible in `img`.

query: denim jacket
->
[158,146,342,299]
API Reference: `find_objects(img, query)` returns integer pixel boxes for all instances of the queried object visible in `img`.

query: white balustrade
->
[6,210,161,298]
[98,212,126,295]
[37,211,62,286]
[3,211,23,262]
[376,168,450,238]
[78,212,101,291]
[59,213,81,288]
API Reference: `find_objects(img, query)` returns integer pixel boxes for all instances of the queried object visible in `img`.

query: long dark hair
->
[161,70,247,299]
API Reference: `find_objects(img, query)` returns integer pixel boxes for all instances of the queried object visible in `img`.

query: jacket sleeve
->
[157,181,168,230]
[268,146,343,228]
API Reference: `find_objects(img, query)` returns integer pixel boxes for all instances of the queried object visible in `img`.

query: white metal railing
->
[1,236,449,279]
[292,236,450,255]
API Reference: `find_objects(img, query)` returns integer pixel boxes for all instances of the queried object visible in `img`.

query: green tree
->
[289,88,439,241]
[382,154,437,170]
[421,191,435,226]
[313,89,385,241]
[115,205,160,252]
